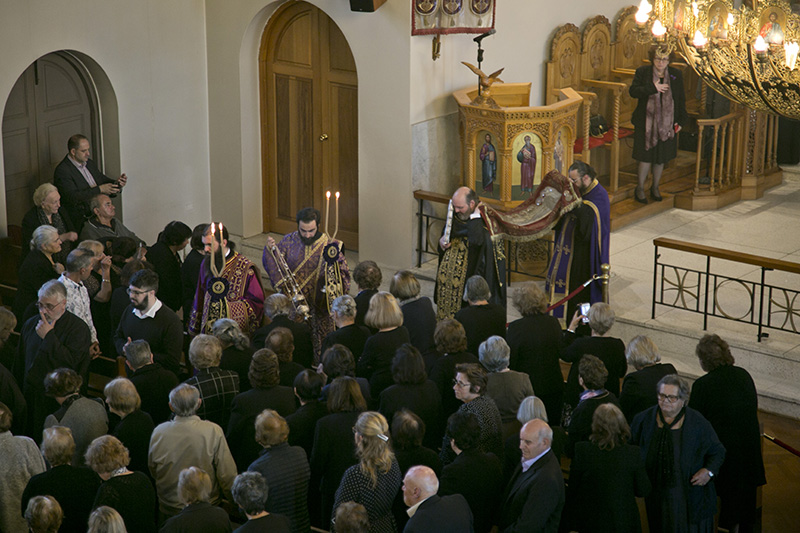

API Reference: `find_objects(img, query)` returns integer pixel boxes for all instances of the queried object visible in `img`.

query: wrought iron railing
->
[413,190,553,284]
[652,237,800,342]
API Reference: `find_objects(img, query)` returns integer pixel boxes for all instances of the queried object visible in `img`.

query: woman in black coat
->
[13,225,64,324]
[356,292,410,399]
[566,403,650,533]
[146,221,191,313]
[506,284,564,425]
[619,335,677,422]
[629,45,688,203]
[104,378,155,477]
[390,271,437,370]
[689,334,765,533]
[20,183,77,266]
[378,344,442,449]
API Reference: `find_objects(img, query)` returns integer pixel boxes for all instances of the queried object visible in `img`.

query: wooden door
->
[260,2,359,250]
[3,53,95,226]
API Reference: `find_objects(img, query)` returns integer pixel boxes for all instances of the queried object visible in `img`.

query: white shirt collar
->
[133,298,162,319]
[522,447,551,473]
[59,273,84,289]
[469,209,481,219]
[406,495,434,518]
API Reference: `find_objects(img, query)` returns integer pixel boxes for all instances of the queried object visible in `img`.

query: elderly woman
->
[619,335,677,422]
[506,283,564,424]
[86,506,127,533]
[357,292,410,398]
[428,319,479,421]
[43,368,108,467]
[378,344,442,449]
[390,270,437,368]
[21,426,101,532]
[13,225,64,322]
[160,467,232,532]
[440,363,503,465]
[352,260,382,328]
[21,182,78,265]
[566,354,622,458]
[334,502,370,533]
[689,334,765,533]
[104,377,154,475]
[630,45,688,203]
[0,401,46,533]
[147,220,192,312]
[227,348,296,470]
[566,403,651,533]
[631,374,725,533]
[319,344,371,404]
[454,276,507,357]
[213,317,254,392]
[184,334,240,427]
[85,435,157,532]
[332,411,401,533]
[248,409,311,533]
[24,495,63,533]
[232,471,292,532]
[311,376,368,526]
[562,302,626,418]
[322,295,371,360]
[479,335,533,440]
[267,327,305,387]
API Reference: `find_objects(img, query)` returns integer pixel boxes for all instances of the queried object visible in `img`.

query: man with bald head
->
[402,465,473,533]
[434,186,506,320]
[499,419,565,533]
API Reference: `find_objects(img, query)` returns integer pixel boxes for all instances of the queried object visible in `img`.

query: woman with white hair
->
[104,377,154,475]
[479,335,533,440]
[232,471,291,532]
[87,506,128,533]
[21,182,78,265]
[322,295,371,361]
[160,467,232,532]
[213,318,254,392]
[12,225,64,322]
[619,335,676,422]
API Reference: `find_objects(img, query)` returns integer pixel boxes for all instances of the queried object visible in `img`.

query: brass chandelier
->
[634,0,800,119]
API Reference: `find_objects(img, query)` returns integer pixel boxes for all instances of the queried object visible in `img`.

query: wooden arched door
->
[260,1,359,250]
[3,52,97,226]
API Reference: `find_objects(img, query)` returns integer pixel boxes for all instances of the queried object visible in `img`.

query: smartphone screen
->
[580,303,590,323]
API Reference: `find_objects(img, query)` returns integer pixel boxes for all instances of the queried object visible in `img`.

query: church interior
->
[1,0,800,530]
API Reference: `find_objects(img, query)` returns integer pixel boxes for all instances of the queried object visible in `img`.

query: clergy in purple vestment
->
[263,207,351,362]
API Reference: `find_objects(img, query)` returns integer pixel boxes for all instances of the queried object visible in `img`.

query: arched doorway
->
[259,1,359,250]
[2,52,99,226]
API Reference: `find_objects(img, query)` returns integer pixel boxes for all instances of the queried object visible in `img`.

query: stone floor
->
[235,168,800,418]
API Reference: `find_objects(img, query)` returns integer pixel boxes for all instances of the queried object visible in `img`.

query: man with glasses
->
[114,269,183,377]
[15,280,91,440]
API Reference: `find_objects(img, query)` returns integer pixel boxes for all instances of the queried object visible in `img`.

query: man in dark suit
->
[439,411,502,533]
[125,339,179,425]
[499,419,565,533]
[403,465,473,533]
[352,260,381,329]
[286,369,328,459]
[53,134,127,227]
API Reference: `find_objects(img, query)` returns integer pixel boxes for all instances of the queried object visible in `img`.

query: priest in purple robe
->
[189,224,265,336]
[263,207,350,360]
[545,161,610,322]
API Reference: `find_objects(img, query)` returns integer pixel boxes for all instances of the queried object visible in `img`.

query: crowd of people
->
[0,134,767,533]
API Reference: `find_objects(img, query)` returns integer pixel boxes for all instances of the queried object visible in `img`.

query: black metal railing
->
[652,237,800,342]
[414,190,553,284]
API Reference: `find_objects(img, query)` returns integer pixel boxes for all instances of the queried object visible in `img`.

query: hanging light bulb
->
[635,0,652,25]
[785,42,799,70]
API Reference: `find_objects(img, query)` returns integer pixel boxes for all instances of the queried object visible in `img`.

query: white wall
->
[0,0,212,242]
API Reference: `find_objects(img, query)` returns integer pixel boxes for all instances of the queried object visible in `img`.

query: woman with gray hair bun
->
[21,182,78,266]
[619,335,676,422]
[159,467,232,532]
[480,335,533,440]
[213,318,255,392]
[322,295,371,361]
[232,471,291,532]
[12,225,64,323]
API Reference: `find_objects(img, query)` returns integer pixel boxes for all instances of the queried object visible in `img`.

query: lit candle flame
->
[692,2,698,17]
[333,192,340,240]
[754,35,768,53]
[324,191,331,237]
[693,30,708,49]
[727,13,734,25]
[635,0,651,24]
[786,42,799,70]
[651,19,667,37]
